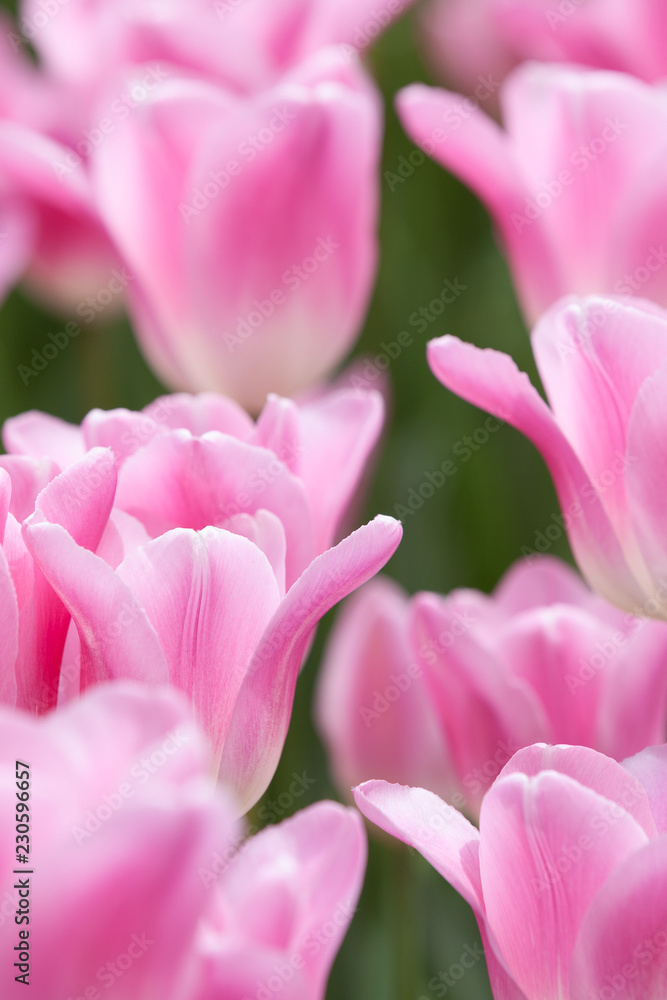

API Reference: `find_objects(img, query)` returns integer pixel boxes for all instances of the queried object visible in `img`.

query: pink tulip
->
[0,682,366,999]
[89,49,382,410]
[428,295,667,619]
[318,558,667,816]
[315,577,453,803]
[0,448,116,714]
[4,384,385,558]
[397,63,667,324]
[192,801,366,1000]
[355,741,667,1000]
[0,119,121,312]
[0,682,237,999]
[3,396,400,811]
[420,0,667,97]
[18,0,412,95]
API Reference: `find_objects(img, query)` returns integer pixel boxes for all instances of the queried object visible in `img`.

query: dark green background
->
[0,3,572,997]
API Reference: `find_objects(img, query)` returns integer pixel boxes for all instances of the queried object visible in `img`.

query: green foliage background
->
[0,3,574,997]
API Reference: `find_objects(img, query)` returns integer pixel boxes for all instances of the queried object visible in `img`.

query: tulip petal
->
[117,527,281,764]
[479,769,650,999]
[218,802,366,994]
[397,83,560,320]
[625,358,667,602]
[427,334,645,610]
[22,521,169,688]
[498,743,657,838]
[316,577,452,798]
[3,411,85,468]
[219,515,402,812]
[353,780,483,913]
[570,837,667,1000]
[623,744,667,835]
[116,431,315,588]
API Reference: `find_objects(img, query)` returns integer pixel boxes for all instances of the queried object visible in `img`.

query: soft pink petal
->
[625,358,667,603]
[353,780,483,913]
[117,527,281,766]
[499,744,657,838]
[22,522,169,689]
[427,334,645,610]
[410,591,547,812]
[494,555,597,615]
[144,392,253,439]
[396,83,560,321]
[216,802,366,994]
[570,837,667,1000]
[622,744,667,835]
[219,515,402,812]
[3,411,85,467]
[115,431,315,588]
[315,578,452,800]
[480,770,650,999]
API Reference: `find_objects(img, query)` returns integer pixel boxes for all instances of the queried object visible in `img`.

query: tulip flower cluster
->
[2,1,667,998]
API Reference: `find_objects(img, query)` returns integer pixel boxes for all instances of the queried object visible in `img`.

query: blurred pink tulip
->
[355,741,667,1000]
[318,558,667,816]
[0,119,121,312]
[0,682,366,999]
[420,0,667,97]
[398,63,667,324]
[429,295,667,619]
[18,0,413,95]
[315,577,453,804]
[0,683,237,1000]
[89,49,382,410]
[192,801,366,1000]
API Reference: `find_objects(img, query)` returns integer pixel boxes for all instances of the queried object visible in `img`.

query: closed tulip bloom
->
[429,295,667,619]
[315,577,453,803]
[89,49,382,410]
[420,0,667,98]
[0,683,238,1000]
[397,63,667,324]
[318,558,667,816]
[355,742,667,1000]
[192,801,366,1000]
[19,0,413,95]
[0,683,366,999]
